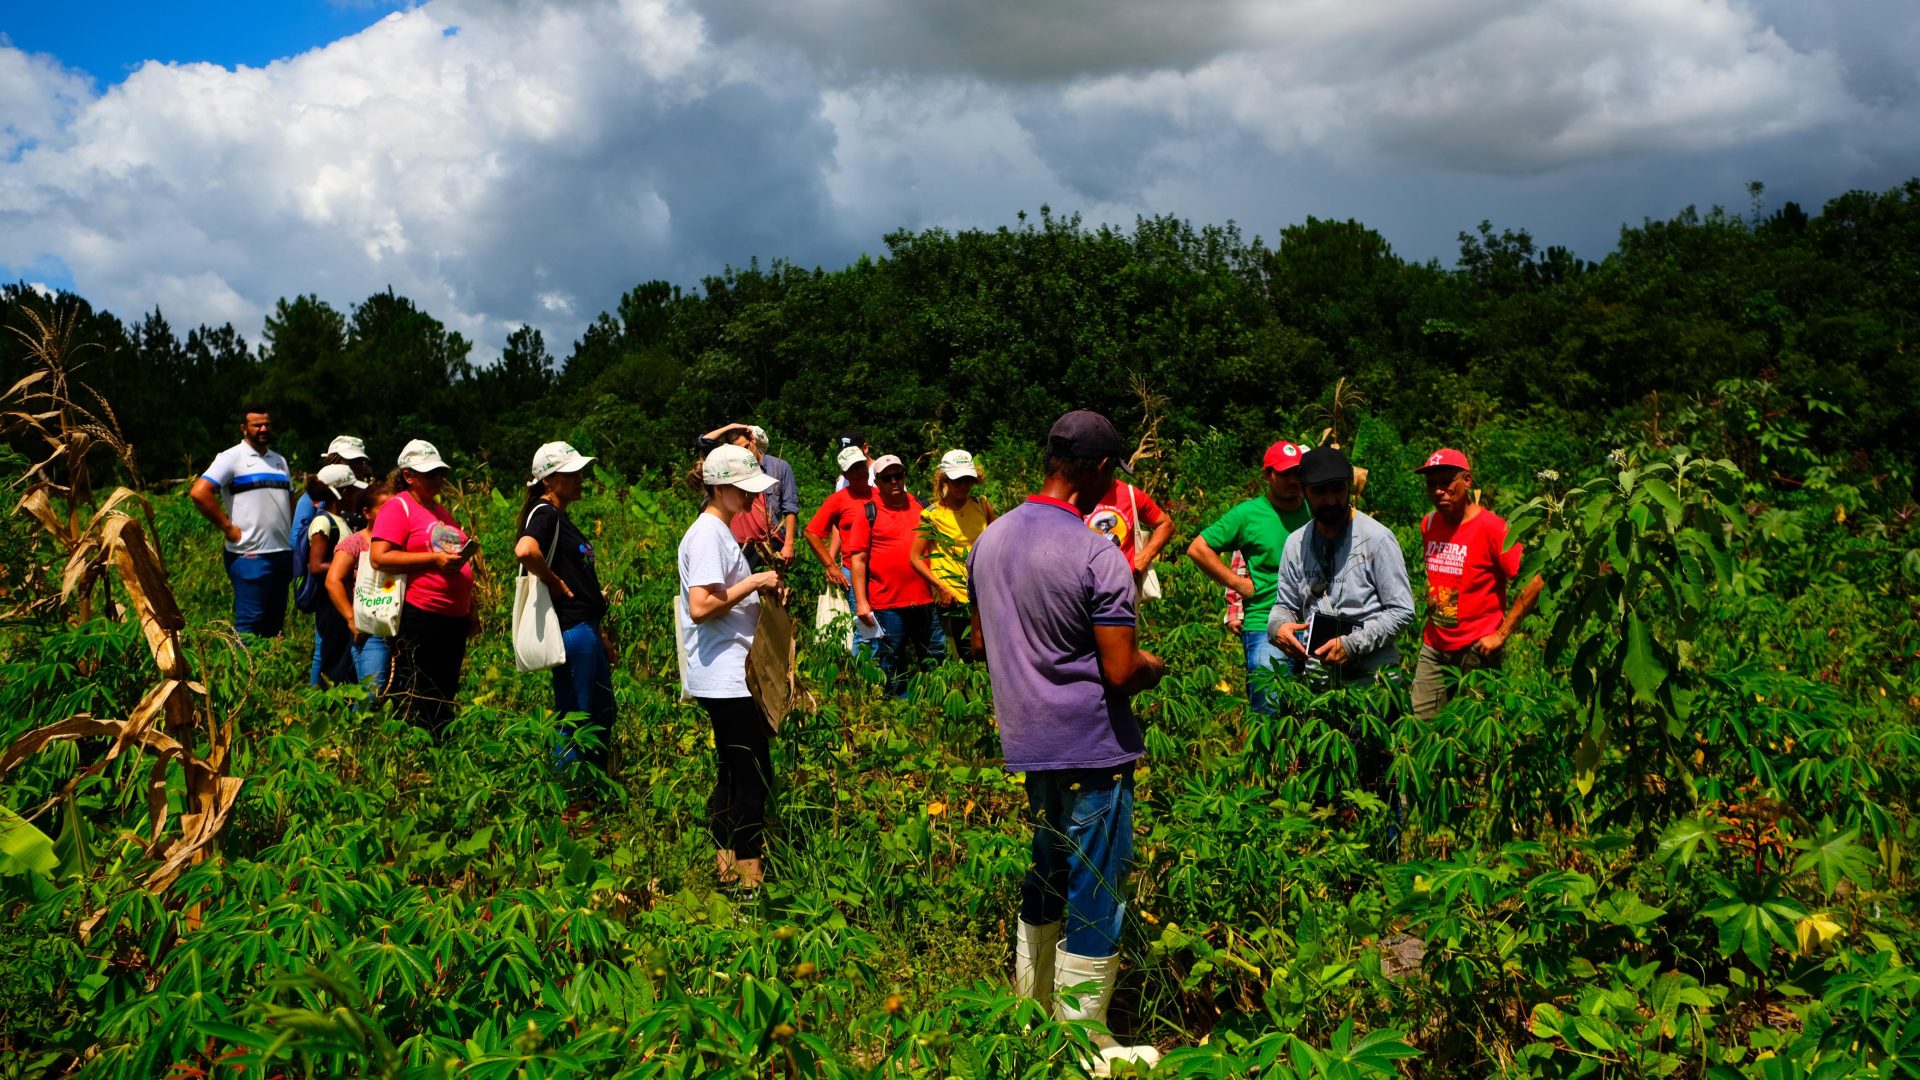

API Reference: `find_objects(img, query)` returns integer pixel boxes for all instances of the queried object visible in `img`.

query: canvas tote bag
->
[351,496,411,637]
[1130,484,1163,602]
[511,504,567,673]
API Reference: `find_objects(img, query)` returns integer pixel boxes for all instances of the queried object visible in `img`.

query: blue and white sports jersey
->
[202,441,294,554]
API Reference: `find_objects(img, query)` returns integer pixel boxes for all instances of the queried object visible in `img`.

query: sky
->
[2,0,1916,360]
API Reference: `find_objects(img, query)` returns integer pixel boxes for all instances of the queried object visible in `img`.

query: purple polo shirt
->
[968,494,1142,772]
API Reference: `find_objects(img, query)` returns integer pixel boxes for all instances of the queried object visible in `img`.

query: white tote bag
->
[511,505,567,673]
[352,495,414,638]
[1129,484,1163,602]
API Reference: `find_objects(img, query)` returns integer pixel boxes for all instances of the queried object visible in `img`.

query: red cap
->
[1416,447,1471,473]
[1263,441,1303,473]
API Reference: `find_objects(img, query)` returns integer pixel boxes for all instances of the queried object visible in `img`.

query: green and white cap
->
[937,449,978,479]
[530,441,594,485]
[836,445,868,474]
[325,435,368,460]
[397,439,449,473]
[703,444,778,493]
[316,463,367,500]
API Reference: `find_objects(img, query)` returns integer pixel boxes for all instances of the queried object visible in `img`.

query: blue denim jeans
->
[872,604,946,696]
[1021,765,1136,958]
[553,620,616,770]
[352,634,392,699]
[1243,628,1297,715]
[224,550,293,638]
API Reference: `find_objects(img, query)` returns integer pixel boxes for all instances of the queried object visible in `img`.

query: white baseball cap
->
[870,454,906,478]
[703,444,778,493]
[397,439,449,473]
[316,463,367,500]
[836,446,868,474]
[529,441,595,484]
[326,435,368,461]
[938,449,979,480]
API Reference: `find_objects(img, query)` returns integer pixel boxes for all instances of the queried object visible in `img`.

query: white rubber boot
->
[1053,948,1162,1076]
[1015,920,1063,1000]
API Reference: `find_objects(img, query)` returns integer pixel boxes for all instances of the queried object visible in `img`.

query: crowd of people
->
[190,403,1538,1076]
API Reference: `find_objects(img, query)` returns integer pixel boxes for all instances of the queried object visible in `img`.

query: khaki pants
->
[1411,641,1501,720]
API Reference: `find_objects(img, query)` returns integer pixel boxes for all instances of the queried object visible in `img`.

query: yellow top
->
[920,498,989,603]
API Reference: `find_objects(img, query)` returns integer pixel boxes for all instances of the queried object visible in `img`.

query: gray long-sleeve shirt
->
[1266,509,1416,674]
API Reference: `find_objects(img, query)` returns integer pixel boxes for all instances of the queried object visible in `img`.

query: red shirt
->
[1420,508,1522,650]
[845,493,935,610]
[730,493,770,546]
[805,486,875,569]
[1083,481,1166,564]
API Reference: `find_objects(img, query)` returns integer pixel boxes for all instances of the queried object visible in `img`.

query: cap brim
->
[732,473,778,494]
[556,454,595,475]
[410,460,450,473]
[337,449,369,460]
[945,466,979,479]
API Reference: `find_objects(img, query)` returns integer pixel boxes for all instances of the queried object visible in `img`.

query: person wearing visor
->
[1412,448,1543,720]
[912,449,995,660]
[516,441,616,774]
[1188,440,1312,713]
[191,405,295,638]
[804,445,878,655]
[305,462,368,687]
[678,444,785,890]
[371,439,480,734]
[969,410,1167,1076]
[1268,446,1415,682]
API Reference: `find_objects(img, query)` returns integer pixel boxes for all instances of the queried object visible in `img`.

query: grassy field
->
[2,442,1918,1079]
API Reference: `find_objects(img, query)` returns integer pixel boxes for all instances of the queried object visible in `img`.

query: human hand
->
[1274,621,1310,659]
[222,523,242,544]
[855,601,875,626]
[1226,614,1244,635]
[748,570,782,594]
[602,632,619,664]
[938,585,960,607]
[1474,631,1507,657]
[825,564,847,589]
[779,541,795,566]
[432,551,462,570]
[1233,576,1257,600]
[353,630,368,648]
[1314,635,1350,666]
[554,577,576,600]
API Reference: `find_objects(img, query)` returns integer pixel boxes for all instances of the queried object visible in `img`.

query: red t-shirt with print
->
[1421,508,1522,650]
[1082,481,1167,564]
[805,486,875,571]
[844,493,936,610]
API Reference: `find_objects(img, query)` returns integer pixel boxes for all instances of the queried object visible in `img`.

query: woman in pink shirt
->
[370,439,480,734]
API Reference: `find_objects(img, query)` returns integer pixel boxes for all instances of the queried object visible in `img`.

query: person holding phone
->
[516,441,616,774]
[370,439,480,734]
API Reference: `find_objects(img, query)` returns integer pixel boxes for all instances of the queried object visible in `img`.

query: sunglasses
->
[877,470,906,482]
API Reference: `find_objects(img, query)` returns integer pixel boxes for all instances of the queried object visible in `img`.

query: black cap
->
[1047,410,1133,475]
[1298,446,1353,488]
[838,429,866,450]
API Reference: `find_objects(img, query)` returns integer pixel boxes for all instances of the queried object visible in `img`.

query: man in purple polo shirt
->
[969,409,1167,1075]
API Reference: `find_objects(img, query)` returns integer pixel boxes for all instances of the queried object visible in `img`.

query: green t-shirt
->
[1200,496,1312,632]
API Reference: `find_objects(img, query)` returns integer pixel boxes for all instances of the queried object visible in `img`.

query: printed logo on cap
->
[1428,451,1445,466]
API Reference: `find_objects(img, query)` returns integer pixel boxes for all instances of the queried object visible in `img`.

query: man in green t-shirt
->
[1187,440,1311,713]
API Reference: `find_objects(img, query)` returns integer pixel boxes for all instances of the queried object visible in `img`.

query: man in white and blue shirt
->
[190,406,295,637]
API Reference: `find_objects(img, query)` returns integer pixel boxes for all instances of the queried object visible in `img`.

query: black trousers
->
[392,605,470,733]
[698,696,772,860]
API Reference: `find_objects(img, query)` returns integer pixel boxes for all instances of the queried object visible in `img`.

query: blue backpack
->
[294,513,342,614]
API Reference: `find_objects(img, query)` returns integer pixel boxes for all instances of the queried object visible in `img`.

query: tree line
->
[3,180,1915,494]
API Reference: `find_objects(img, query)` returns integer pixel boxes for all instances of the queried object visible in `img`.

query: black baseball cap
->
[1298,446,1354,488]
[838,429,866,450]
[1047,410,1133,475]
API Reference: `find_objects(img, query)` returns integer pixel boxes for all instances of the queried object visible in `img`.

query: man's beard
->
[1312,500,1350,528]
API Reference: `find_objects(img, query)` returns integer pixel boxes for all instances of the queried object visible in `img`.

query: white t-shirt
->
[202,441,293,554]
[678,511,759,699]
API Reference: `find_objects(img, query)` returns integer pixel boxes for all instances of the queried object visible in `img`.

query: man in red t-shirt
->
[1412,448,1545,719]
[846,454,945,695]
[1082,479,1174,600]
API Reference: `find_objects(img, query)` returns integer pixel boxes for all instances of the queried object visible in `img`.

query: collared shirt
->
[202,441,293,554]
[1266,509,1415,674]
[969,495,1141,772]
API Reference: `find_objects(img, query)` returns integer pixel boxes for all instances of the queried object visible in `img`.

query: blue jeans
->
[352,634,392,699]
[553,621,615,771]
[1022,765,1136,957]
[224,550,293,638]
[873,604,946,696]
[1243,628,1296,715]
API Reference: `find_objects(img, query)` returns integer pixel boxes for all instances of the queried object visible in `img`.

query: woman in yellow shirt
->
[911,449,995,660]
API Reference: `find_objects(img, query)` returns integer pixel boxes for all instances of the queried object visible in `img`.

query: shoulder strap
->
[864,498,877,526]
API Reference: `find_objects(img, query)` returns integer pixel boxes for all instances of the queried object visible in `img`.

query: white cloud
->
[0,0,1912,359]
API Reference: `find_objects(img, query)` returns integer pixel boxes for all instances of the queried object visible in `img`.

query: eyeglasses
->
[878,471,906,483]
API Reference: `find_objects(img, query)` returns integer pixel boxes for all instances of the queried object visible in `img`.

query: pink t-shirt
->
[371,492,474,617]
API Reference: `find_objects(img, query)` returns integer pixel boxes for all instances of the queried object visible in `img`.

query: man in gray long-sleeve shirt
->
[1268,446,1415,682]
